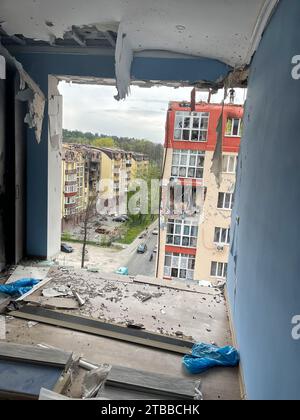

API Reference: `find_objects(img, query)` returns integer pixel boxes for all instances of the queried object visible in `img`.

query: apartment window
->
[174,112,209,142]
[164,252,195,281]
[217,193,234,210]
[171,150,205,179]
[65,208,76,216]
[225,118,243,137]
[214,227,230,245]
[65,185,78,193]
[64,197,76,205]
[66,174,77,182]
[222,155,237,173]
[166,219,198,248]
[211,262,228,279]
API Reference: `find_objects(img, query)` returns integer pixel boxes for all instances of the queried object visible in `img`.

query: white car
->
[152,228,159,235]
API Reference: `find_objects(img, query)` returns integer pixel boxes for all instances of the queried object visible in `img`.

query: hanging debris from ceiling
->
[114,23,133,101]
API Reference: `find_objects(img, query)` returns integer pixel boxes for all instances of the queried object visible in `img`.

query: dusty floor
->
[1,264,241,400]
[39,267,230,344]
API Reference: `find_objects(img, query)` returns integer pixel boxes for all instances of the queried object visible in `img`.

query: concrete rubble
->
[5,265,230,345]
[0,264,240,400]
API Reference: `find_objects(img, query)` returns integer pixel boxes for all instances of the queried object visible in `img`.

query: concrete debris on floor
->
[0,264,241,400]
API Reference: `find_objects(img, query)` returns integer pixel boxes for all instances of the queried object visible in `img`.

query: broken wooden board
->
[16,278,52,302]
[24,296,79,310]
[134,275,220,296]
[0,341,73,369]
[10,306,194,355]
[107,366,199,399]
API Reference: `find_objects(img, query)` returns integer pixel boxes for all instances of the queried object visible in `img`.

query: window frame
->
[214,227,230,245]
[217,192,234,210]
[225,118,243,137]
[174,111,209,142]
[210,261,228,279]
[222,154,238,174]
[166,219,198,248]
[164,252,195,281]
[171,149,205,179]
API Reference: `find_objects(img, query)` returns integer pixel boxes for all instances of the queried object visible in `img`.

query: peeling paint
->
[24,92,45,144]
[0,44,45,143]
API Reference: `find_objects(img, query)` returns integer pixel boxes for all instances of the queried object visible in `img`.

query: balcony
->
[65,169,76,175]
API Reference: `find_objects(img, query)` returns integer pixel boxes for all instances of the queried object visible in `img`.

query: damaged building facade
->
[0,0,300,400]
[157,101,243,284]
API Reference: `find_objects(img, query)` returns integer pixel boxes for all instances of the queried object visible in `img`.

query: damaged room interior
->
[0,0,299,401]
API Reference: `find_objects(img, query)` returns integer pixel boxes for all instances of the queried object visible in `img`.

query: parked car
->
[61,243,73,253]
[113,216,127,223]
[116,267,129,276]
[137,243,148,254]
[153,245,158,254]
[120,215,129,221]
[152,228,159,235]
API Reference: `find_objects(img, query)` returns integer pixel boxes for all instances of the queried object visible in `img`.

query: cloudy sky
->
[59,82,247,144]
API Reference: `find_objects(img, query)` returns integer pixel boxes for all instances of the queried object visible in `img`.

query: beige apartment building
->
[156,101,243,284]
[61,145,90,227]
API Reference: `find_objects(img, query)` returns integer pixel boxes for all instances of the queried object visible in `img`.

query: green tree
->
[91,137,116,148]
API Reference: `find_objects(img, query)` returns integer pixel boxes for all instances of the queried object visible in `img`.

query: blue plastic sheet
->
[0,278,40,297]
[183,343,239,374]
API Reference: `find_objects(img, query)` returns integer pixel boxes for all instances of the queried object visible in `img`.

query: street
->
[126,230,158,276]
[57,221,158,277]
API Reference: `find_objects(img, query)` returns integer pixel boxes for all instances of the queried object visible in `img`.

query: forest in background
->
[63,129,164,167]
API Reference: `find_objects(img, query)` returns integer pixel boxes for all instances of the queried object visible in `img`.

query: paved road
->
[126,230,158,276]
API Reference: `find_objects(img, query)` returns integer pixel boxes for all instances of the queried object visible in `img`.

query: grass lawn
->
[118,216,157,245]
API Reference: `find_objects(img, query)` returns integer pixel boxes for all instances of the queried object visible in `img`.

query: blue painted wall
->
[16,50,230,257]
[227,0,300,400]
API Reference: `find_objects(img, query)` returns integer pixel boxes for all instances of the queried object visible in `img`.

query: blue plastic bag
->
[183,343,239,374]
[0,278,40,297]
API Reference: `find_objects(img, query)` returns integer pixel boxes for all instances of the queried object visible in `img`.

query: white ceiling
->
[1,0,278,67]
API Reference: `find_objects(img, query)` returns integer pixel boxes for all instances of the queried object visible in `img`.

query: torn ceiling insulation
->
[1,0,278,99]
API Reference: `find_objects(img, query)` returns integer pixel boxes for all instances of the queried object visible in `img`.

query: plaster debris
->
[27,321,39,328]
[42,287,72,298]
[82,364,111,399]
[114,24,133,101]
[0,44,45,143]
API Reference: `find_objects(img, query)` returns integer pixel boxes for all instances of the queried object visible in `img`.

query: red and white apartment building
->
[156,100,243,284]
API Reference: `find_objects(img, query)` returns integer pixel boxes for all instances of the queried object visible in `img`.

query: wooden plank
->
[0,341,73,369]
[10,306,194,355]
[24,296,79,310]
[107,366,197,399]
